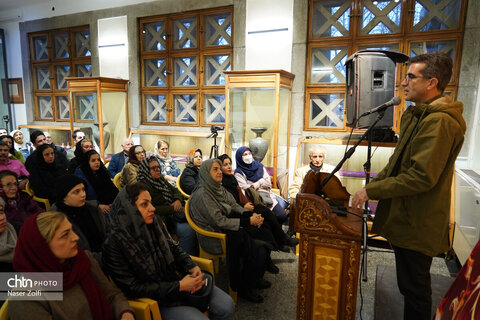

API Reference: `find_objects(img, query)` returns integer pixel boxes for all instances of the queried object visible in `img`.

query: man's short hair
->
[309,145,326,157]
[0,141,9,148]
[72,129,83,139]
[408,52,452,93]
[30,130,45,144]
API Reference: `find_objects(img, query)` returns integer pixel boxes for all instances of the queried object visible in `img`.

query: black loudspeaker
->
[346,50,408,129]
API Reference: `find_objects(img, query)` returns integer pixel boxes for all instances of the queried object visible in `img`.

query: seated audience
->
[179,149,202,195]
[68,138,95,174]
[154,140,181,186]
[103,183,234,320]
[288,145,337,200]
[0,198,16,272]
[11,129,32,160]
[119,145,146,187]
[108,138,134,178]
[137,156,197,255]
[9,211,134,320]
[45,131,68,159]
[66,129,86,161]
[218,154,298,254]
[0,141,28,189]
[29,144,67,204]
[0,170,44,233]
[0,134,24,163]
[190,159,269,303]
[50,175,109,262]
[25,130,68,173]
[75,150,118,214]
[235,146,288,224]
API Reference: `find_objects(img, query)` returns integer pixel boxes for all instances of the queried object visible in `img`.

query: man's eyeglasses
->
[149,165,161,171]
[404,73,431,82]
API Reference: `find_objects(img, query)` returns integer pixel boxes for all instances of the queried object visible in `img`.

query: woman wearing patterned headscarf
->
[102,183,234,320]
[137,156,197,256]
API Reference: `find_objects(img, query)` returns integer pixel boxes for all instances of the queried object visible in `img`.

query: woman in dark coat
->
[189,159,270,303]
[50,174,108,263]
[74,150,118,214]
[137,156,197,256]
[67,138,94,174]
[102,183,234,320]
[29,144,67,204]
[179,149,202,195]
[218,154,298,256]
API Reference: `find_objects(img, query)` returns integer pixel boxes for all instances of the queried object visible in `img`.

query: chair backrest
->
[176,172,190,199]
[113,172,123,190]
[24,180,51,210]
[0,300,8,320]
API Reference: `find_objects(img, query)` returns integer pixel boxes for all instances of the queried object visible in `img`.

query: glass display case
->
[67,77,129,160]
[18,124,74,148]
[224,70,294,187]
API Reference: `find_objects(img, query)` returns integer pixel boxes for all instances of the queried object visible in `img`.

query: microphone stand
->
[320,110,386,282]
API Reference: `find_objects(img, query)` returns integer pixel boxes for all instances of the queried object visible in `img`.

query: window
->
[306,0,467,131]
[29,26,92,121]
[140,6,233,126]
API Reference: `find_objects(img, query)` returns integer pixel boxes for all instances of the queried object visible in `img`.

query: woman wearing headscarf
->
[119,145,146,187]
[102,183,234,320]
[0,198,16,272]
[10,130,32,159]
[0,170,44,233]
[50,174,108,263]
[67,138,94,174]
[179,149,202,195]
[74,150,119,214]
[9,211,134,320]
[29,144,67,204]
[189,159,269,303]
[154,140,181,186]
[0,134,24,163]
[234,146,288,224]
[218,154,298,255]
[137,156,197,256]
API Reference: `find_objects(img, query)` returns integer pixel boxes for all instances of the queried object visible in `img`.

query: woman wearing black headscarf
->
[74,150,118,214]
[179,149,202,195]
[102,183,234,320]
[50,174,108,264]
[29,144,67,204]
[189,159,269,303]
[137,156,197,256]
[67,138,94,174]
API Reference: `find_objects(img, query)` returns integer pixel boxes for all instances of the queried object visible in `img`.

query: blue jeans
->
[176,221,199,256]
[160,286,235,320]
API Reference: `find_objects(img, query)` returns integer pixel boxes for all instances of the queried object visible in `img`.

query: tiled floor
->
[216,243,455,320]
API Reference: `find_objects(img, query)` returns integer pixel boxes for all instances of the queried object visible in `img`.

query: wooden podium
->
[295,190,362,320]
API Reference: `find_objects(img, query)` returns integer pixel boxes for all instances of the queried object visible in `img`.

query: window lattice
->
[56,96,70,120]
[361,0,402,35]
[204,13,232,46]
[412,0,461,31]
[311,0,350,38]
[143,21,166,51]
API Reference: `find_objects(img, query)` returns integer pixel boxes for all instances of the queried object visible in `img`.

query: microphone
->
[360,96,401,117]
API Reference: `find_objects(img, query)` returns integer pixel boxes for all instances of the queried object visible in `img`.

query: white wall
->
[245,0,293,71]
[98,16,129,80]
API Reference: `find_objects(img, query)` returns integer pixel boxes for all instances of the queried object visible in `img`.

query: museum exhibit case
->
[66,77,129,160]
[224,70,294,188]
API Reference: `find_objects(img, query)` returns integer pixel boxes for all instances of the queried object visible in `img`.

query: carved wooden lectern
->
[295,173,362,320]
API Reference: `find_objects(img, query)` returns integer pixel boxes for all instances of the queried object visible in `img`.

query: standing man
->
[108,138,133,178]
[352,52,466,320]
[288,145,336,199]
[66,129,86,161]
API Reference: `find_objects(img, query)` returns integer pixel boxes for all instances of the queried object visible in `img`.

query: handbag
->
[257,190,274,207]
[180,271,214,312]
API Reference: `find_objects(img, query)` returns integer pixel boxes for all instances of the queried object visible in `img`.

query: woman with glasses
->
[28,144,67,204]
[68,138,95,174]
[137,156,197,256]
[154,140,181,186]
[74,150,118,214]
[0,170,43,233]
[0,134,25,164]
[118,145,146,187]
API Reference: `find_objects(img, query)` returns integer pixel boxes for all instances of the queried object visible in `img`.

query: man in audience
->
[0,141,29,189]
[288,145,336,199]
[25,130,68,172]
[66,129,86,161]
[108,138,133,178]
[0,129,7,136]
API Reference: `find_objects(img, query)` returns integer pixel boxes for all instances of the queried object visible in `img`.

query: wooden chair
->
[113,172,123,190]
[0,299,156,320]
[24,180,51,210]
[176,172,190,199]
[184,200,226,274]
